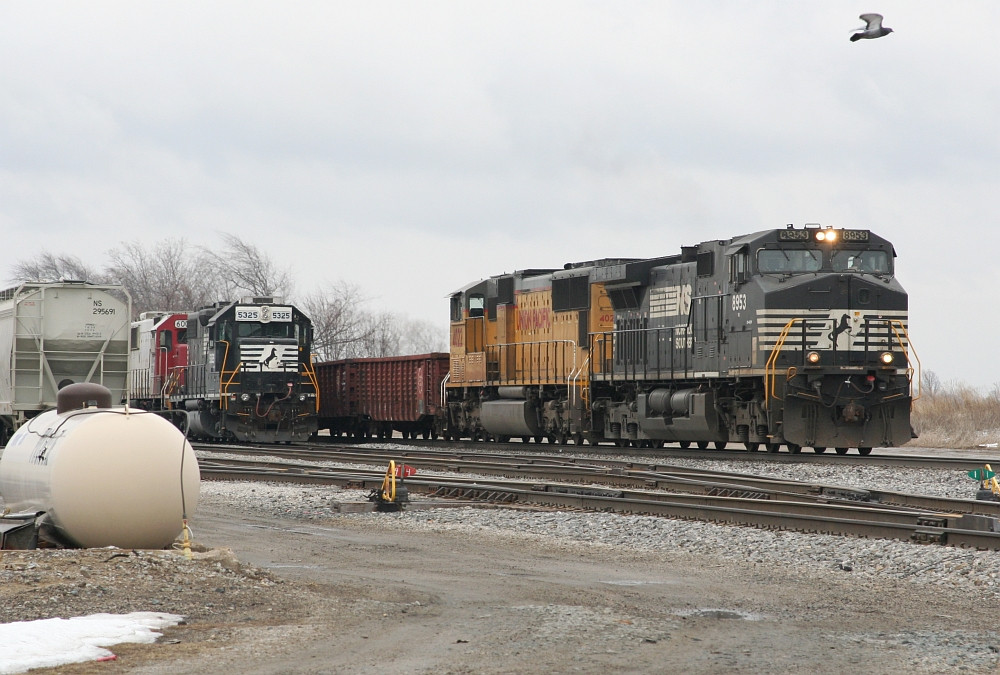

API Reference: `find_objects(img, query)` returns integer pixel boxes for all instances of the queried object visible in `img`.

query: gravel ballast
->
[6,446,1000,673]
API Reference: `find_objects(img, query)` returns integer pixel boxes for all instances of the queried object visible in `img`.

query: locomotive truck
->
[443,223,917,454]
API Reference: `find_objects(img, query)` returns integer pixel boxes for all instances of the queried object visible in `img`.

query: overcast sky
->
[2,2,999,389]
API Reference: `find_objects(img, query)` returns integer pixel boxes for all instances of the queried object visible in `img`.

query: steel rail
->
[224,437,1000,471]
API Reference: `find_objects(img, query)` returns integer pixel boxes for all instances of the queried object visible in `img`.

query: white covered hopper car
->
[0,281,131,444]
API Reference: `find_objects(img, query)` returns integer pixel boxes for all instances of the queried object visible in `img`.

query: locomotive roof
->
[449,225,894,296]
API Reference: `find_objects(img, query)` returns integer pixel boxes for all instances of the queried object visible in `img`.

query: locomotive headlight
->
[879,351,895,366]
[815,229,838,243]
[806,351,821,364]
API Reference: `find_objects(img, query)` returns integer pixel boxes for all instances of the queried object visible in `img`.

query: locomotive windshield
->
[831,250,890,274]
[756,248,892,275]
[757,249,822,274]
[236,321,299,339]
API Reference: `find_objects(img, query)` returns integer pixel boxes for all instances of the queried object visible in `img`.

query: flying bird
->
[850,13,893,42]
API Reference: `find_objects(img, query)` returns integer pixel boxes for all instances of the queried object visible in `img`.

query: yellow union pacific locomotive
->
[445,224,917,454]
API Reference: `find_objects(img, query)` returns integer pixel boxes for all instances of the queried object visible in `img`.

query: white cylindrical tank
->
[0,390,199,549]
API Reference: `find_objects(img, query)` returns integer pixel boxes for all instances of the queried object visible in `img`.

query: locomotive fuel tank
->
[0,384,200,549]
[480,399,542,437]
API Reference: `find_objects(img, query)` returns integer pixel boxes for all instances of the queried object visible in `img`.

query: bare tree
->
[106,239,218,317]
[343,314,447,359]
[921,369,941,399]
[202,233,294,300]
[348,311,401,358]
[301,282,378,361]
[397,318,448,355]
[7,252,107,285]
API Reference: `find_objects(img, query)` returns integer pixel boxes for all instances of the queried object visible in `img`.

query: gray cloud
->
[2,1,999,387]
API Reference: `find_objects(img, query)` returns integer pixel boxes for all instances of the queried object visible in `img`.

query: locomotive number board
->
[778,229,870,242]
[235,306,293,322]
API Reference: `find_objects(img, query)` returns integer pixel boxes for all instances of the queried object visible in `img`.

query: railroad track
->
[195,438,998,472]
[195,442,1000,551]
[289,436,1000,470]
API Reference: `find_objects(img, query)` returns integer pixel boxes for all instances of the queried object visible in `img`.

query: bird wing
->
[859,13,884,30]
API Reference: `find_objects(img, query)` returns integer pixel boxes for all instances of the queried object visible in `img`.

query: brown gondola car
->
[315,353,450,439]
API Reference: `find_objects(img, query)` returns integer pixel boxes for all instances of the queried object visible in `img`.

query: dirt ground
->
[4,503,1000,674]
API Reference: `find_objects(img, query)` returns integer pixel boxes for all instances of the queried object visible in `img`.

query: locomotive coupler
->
[841,401,865,423]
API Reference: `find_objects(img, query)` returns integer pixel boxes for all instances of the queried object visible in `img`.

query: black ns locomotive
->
[595,224,915,453]
[171,297,319,443]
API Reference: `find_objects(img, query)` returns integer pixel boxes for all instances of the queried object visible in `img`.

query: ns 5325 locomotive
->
[445,224,917,454]
[130,297,320,443]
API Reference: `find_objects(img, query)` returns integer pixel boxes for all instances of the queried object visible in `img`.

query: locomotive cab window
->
[237,321,297,339]
[832,250,890,274]
[729,248,749,284]
[757,249,822,274]
[468,294,485,318]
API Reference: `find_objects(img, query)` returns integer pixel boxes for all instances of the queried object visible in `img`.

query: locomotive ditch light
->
[241,393,251,402]
[806,351,821,364]
[879,351,895,366]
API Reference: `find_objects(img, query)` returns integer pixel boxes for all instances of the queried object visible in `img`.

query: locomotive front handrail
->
[764,319,803,408]
[301,357,321,413]
[888,319,921,402]
[217,340,239,412]
[764,317,917,408]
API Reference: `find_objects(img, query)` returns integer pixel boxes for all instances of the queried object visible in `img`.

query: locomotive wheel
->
[533,435,544,444]
[835,447,849,455]
[572,433,584,445]
[678,441,691,449]
[696,441,709,449]
[812,446,826,454]
[787,444,801,454]
[521,436,530,443]
[652,440,664,449]
[765,442,781,453]
[713,441,727,450]
[858,447,873,456]
[744,442,760,452]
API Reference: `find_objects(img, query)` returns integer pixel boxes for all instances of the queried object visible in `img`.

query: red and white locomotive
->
[128,311,188,408]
